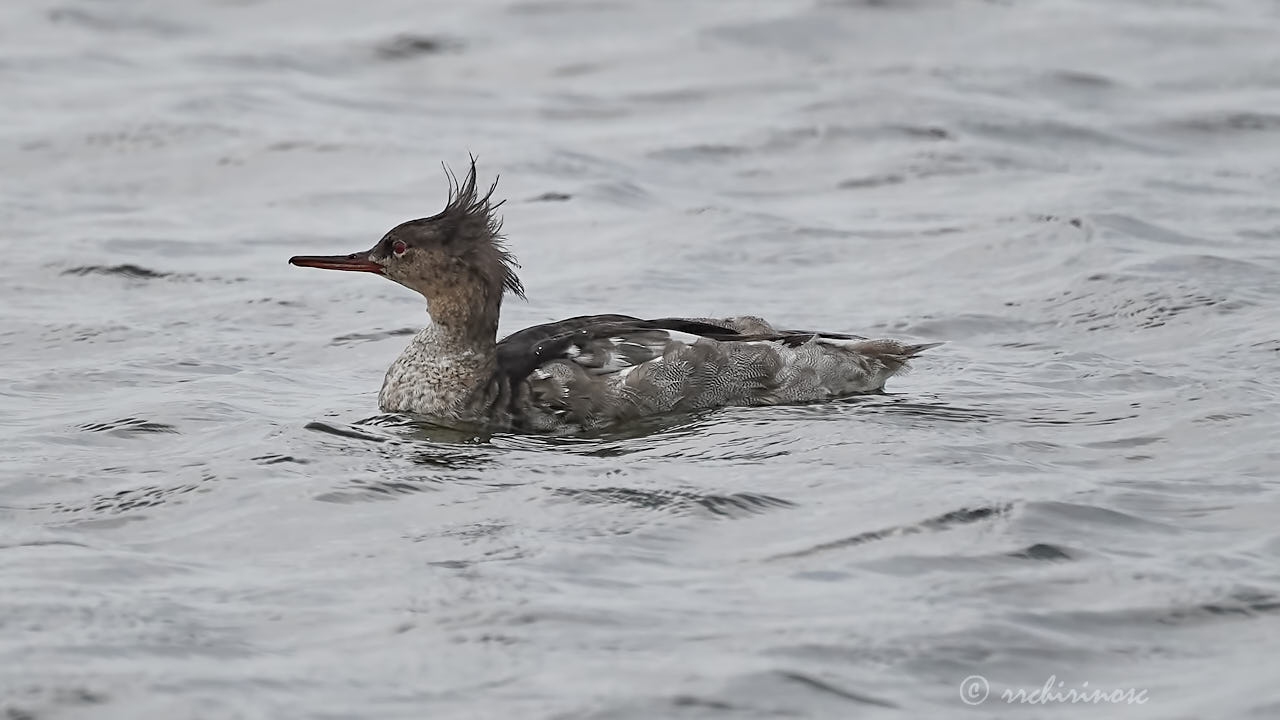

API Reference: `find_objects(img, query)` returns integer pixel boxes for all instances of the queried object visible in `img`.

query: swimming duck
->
[289,161,938,432]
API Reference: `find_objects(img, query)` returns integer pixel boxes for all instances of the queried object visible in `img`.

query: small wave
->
[40,475,213,520]
[47,6,190,36]
[1155,111,1280,137]
[552,486,795,518]
[77,417,179,435]
[770,504,1011,560]
[1021,588,1280,634]
[1045,277,1243,332]
[374,34,464,61]
[314,476,453,504]
[303,420,392,443]
[61,264,170,280]
[330,327,418,346]
[250,454,310,466]
[528,191,572,202]
[1007,542,1075,561]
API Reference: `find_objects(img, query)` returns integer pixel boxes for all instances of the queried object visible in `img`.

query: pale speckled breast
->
[378,327,491,419]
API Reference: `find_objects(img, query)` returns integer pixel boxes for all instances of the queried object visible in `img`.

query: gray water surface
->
[4,0,1280,718]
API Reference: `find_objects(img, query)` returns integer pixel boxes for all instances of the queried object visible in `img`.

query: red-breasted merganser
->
[289,161,939,433]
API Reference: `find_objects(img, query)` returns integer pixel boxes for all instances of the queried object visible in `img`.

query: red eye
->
[391,240,407,255]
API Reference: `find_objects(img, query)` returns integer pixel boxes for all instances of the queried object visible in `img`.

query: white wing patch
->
[658,330,707,346]
[814,337,863,350]
[564,329,707,376]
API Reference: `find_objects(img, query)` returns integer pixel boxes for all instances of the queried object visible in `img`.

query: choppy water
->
[4,0,1280,717]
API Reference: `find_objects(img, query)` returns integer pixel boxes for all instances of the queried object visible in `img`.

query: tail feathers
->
[901,341,944,358]
[845,340,943,375]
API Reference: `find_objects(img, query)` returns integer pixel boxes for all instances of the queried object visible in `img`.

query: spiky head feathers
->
[374,159,524,301]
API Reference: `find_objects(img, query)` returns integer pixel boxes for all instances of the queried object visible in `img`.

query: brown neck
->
[421,281,501,353]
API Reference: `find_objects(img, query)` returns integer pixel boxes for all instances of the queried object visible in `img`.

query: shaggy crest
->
[436,157,525,299]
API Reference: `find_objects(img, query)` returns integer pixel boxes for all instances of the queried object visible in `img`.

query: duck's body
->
[291,161,938,433]
[379,313,935,432]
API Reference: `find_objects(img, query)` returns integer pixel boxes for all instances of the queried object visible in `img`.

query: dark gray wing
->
[490,314,878,430]
[495,315,750,383]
